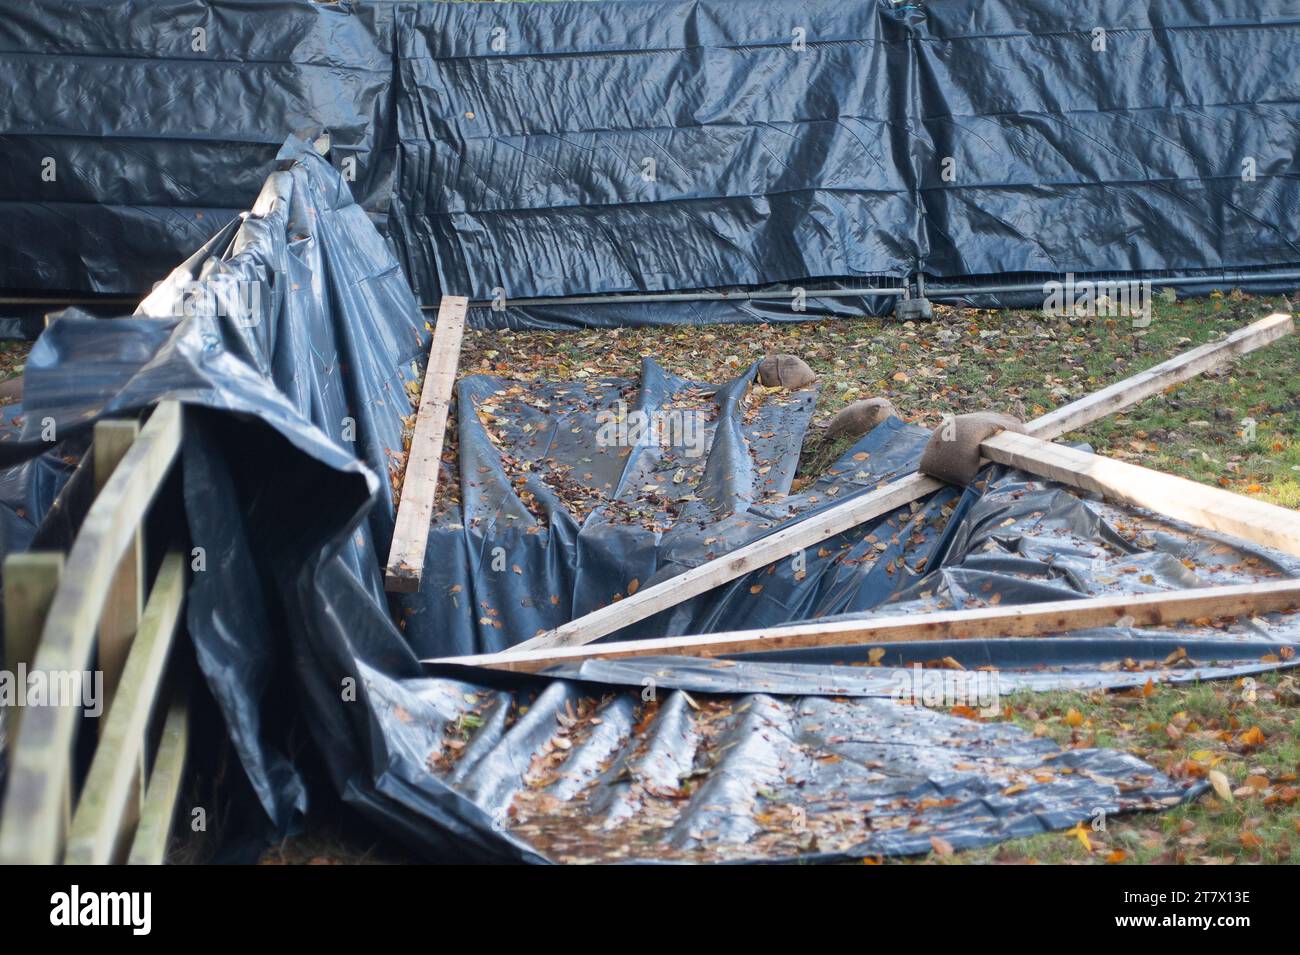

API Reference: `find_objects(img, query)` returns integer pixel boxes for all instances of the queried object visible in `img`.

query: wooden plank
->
[514,473,943,651]
[507,314,1294,654]
[93,419,144,708]
[0,400,182,864]
[384,296,468,593]
[64,552,186,864]
[981,431,1300,558]
[3,553,64,680]
[93,419,145,850]
[126,695,189,865]
[432,579,1300,673]
[3,553,64,754]
[1027,313,1293,441]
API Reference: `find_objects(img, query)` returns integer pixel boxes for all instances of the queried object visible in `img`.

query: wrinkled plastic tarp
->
[382,677,1195,864]
[2,144,1295,863]
[412,361,1300,662]
[2,0,1298,321]
[0,0,395,297]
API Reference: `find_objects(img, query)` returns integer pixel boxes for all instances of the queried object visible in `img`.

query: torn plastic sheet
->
[472,465,1300,694]
[402,358,835,657]
[374,673,1195,864]
[499,650,1300,700]
[401,384,984,657]
[412,378,1300,665]
[405,460,1297,863]
[0,142,1293,863]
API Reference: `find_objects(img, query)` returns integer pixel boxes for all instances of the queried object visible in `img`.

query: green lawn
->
[910,671,1300,865]
[0,340,28,384]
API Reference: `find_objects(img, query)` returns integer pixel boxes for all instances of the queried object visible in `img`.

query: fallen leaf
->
[1208,769,1234,803]
[1239,726,1267,748]
[1066,821,1093,852]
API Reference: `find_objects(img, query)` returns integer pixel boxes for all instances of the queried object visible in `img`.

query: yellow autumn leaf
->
[1066,821,1092,852]
[1208,769,1234,803]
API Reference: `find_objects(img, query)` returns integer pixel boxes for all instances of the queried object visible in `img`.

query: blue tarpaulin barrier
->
[1,0,1297,324]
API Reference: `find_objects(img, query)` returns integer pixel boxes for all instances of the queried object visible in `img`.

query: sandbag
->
[917,412,1025,486]
[826,397,897,440]
[757,354,815,389]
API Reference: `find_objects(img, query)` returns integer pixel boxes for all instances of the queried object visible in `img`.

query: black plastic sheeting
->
[489,470,1300,696]
[0,0,394,297]
[380,678,1195,864]
[2,0,1298,327]
[411,367,1300,661]
[1,143,1296,863]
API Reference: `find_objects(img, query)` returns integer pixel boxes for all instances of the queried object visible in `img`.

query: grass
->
[0,340,28,383]
[1071,296,1300,509]
[907,671,1300,865]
